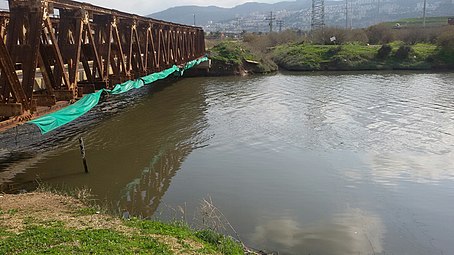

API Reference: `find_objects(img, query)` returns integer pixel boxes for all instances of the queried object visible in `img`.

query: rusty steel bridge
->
[0,0,206,118]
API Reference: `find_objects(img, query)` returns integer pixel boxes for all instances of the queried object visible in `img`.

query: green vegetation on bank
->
[208,41,278,75]
[272,42,446,71]
[0,192,244,254]
[207,23,454,73]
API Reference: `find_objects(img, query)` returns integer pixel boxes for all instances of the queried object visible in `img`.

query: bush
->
[345,29,369,44]
[311,27,346,45]
[437,26,454,49]
[377,44,392,59]
[367,24,394,44]
[326,46,343,56]
[394,27,441,45]
[394,45,413,60]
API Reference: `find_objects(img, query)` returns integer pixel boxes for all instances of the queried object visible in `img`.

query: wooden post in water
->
[79,137,89,173]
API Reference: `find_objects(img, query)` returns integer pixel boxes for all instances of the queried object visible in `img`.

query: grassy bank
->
[208,41,277,75]
[0,191,244,254]
[206,23,453,74]
[272,42,451,71]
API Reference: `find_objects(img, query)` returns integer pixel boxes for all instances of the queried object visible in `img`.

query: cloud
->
[251,208,385,254]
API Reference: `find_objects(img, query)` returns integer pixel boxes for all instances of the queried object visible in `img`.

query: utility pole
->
[423,0,427,27]
[266,11,276,33]
[311,0,325,30]
[193,14,196,26]
[277,20,284,32]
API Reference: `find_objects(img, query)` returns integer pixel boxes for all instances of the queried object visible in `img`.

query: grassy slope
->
[209,41,277,73]
[0,192,243,255]
[272,42,442,71]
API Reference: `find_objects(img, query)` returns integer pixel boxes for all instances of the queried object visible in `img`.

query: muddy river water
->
[1,71,454,254]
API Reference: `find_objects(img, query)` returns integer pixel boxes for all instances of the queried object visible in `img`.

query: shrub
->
[311,27,346,45]
[394,45,413,60]
[437,26,454,49]
[326,46,343,56]
[367,24,394,44]
[394,27,441,45]
[345,29,369,44]
[377,44,392,59]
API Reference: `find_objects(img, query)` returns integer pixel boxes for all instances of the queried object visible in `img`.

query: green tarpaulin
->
[29,57,208,134]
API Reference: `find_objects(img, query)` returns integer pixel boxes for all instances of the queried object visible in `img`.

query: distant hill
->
[149,1,311,25]
[149,0,454,31]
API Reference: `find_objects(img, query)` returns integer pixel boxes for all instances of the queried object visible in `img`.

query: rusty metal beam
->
[0,0,206,117]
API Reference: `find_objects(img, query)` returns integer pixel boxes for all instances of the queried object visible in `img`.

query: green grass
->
[209,41,255,65]
[272,42,444,71]
[74,207,98,216]
[195,229,244,255]
[126,219,244,254]
[209,40,277,73]
[0,218,244,255]
[0,225,171,255]
[0,190,244,255]
[0,209,19,216]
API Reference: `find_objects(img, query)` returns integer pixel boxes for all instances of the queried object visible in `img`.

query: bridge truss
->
[0,0,206,117]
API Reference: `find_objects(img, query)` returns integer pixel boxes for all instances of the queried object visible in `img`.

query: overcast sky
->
[79,0,284,15]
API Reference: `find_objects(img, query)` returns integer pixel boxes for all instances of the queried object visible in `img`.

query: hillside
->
[149,0,454,31]
[149,1,309,25]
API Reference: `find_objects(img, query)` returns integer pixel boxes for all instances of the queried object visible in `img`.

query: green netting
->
[28,90,104,134]
[142,65,180,84]
[29,57,208,134]
[110,79,145,95]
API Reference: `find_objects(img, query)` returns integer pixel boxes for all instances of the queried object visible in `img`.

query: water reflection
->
[118,143,193,217]
[251,208,385,255]
[0,78,209,218]
[365,152,454,185]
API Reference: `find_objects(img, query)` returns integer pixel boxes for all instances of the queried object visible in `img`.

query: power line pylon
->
[277,20,284,32]
[311,0,325,30]
[345,0,349,29]
[266,11,276,33]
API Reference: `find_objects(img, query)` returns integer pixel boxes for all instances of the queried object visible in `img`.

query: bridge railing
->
[0,0,206,117]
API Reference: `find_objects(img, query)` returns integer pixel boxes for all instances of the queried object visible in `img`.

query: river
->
[1,71,454,254]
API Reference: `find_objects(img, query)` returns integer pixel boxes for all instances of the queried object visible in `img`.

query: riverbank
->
[0,191,245,254]
[272,42,453,71]
[208,41,278,76]
[207,40,453,74]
